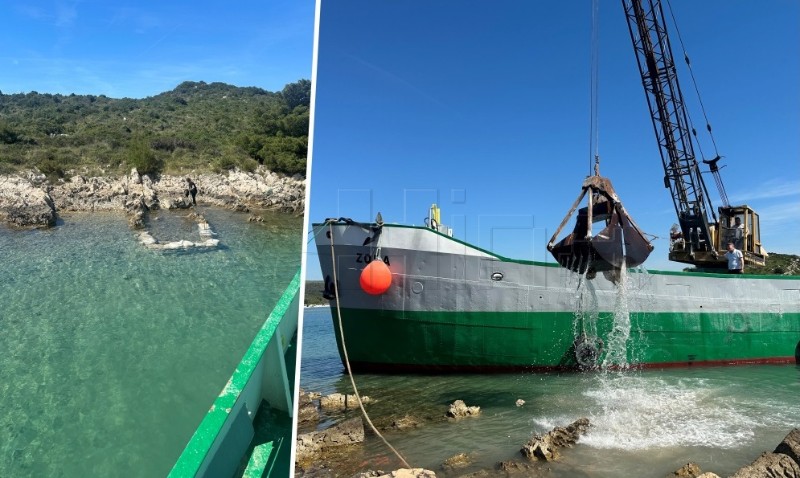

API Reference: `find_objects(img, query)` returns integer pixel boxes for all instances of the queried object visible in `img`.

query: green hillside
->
[0,80,309,178]
[747,252,800,276]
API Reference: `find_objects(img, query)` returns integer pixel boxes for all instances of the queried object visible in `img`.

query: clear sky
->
[0,1,314,98]
[306,0,800,279]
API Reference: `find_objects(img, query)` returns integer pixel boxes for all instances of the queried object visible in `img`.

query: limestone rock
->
[521,418,590,461]
[319,393,372,411]
[729,452,800,478]
[295,417,365,464]
[1,166,305,228]
[390,415,421,431]
[442,453,471,470]
[447,400,480,419]
[496,460,542,475]
[668,462,703,477]
[775,428,800,467]
[297,390,319,426]
[0,176,57,227]
[352,469,436,478]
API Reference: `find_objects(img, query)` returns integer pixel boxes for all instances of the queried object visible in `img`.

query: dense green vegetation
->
[305,280,327,306]
[745,252,800,275]
[0,79,310,178]
[684,252,800,275]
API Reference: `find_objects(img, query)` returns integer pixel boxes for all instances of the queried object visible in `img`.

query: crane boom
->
[622,0,766,267]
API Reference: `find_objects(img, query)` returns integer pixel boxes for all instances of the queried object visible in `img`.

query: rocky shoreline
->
[0,166,305,228]
[295,388,800,478]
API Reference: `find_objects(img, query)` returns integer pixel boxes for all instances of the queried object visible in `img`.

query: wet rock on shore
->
[0,166,305,227]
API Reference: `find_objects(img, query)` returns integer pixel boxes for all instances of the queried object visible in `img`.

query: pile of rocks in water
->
[295,390,594,478]
[0,166,305,228]
[669,428,800,478]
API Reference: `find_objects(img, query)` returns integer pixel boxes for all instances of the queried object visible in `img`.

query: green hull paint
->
[331,307,800,370]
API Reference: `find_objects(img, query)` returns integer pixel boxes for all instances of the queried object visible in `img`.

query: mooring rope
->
[327,222,412,469]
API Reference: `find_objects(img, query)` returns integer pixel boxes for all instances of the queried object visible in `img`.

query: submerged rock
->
[441,453,472,470]
[447,400,480,419]
[520,418,590,461]
[496,460,543,475]
[667,463,703,478]
[352,469,436,478]
[297,390,319,426]
[389,415,422,431]
[319,393,372,411]
[296,417,365,465]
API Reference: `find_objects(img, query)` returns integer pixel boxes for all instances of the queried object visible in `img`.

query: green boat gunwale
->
[168,270,300,478]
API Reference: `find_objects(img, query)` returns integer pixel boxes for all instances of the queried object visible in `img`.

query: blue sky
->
[0,1,314,98]
[306,0,800,279]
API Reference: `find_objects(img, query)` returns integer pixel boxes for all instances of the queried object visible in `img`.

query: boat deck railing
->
[168,270,300,478]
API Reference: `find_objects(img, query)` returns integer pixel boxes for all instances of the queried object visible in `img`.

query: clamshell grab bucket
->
[547,175,654,275]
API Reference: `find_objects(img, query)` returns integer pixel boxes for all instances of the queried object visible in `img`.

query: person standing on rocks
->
[186,178,198,206]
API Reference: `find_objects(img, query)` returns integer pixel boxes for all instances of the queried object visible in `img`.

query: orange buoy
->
[359,260,392,295]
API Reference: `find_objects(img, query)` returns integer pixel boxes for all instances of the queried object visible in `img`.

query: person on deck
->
[733,216,744,250]
[186,178,198,206]
[725,241,743,274]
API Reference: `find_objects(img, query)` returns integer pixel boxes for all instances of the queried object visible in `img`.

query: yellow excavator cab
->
[718,206,766,266]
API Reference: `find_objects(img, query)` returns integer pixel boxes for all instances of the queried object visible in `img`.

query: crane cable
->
[588,0,601,176]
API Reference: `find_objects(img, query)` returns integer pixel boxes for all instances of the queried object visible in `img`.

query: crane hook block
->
[547,174,654,276]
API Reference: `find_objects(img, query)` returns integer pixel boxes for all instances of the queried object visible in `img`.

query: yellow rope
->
[328,222,411,469]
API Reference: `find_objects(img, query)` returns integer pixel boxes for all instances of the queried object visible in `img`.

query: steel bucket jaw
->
[547,175,654,276]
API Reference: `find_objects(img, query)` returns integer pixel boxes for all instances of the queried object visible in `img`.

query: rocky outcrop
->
[520,418,590,461]
[296,417,365,467]
[352,469,436,478]
[776,429,800,467]
[297,390,320,427]
[666,463,709,478]
[729,428,800,478]
[441,453,472,471]
[319,393,373,412]
[388,415,422,431]
[0,174,56,227]
[446,400,480,419]
[729,452,800,478]
[0,166,304,227]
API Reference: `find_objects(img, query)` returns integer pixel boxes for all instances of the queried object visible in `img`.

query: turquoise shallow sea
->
[300,306,800,477]
[0,209,301,477]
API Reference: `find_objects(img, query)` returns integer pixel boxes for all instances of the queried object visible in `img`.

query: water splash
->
[579,374,766,450]
[602,260,631,369]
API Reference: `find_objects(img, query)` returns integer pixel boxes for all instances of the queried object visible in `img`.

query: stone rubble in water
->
[295,417,365,468]
[729,427,800,478]
[352,469,436,478]
[441,452,472,471]
[318,392,373,412]
[520,418,591,461]
[668,428,800,478]
[0,166,305,227]
[446,400,480,419]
